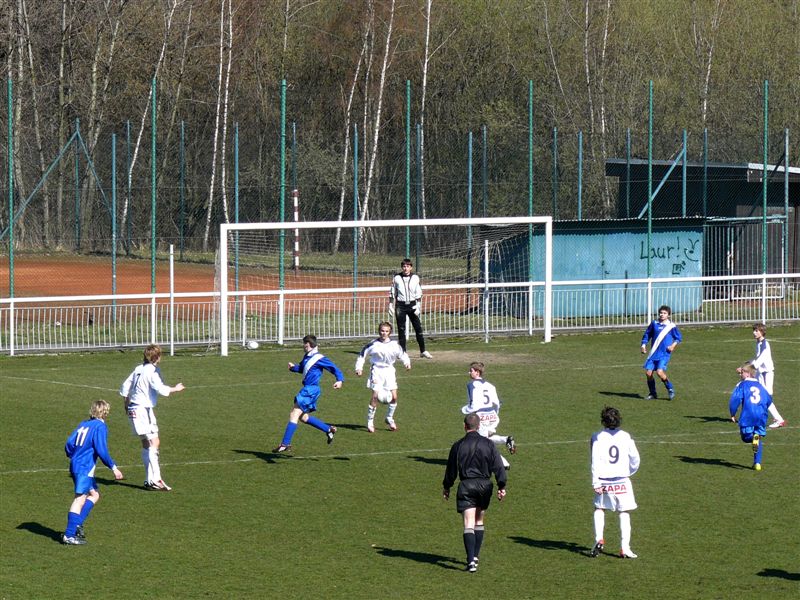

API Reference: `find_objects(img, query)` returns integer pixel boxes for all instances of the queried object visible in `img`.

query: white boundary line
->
[2,428,795,477]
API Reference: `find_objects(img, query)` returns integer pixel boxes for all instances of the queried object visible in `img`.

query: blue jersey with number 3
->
[728,378,771,429]
[65,418,117,475]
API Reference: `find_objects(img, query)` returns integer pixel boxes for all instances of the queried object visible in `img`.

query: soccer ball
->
[376,389,394,404]
[246,340,259,350]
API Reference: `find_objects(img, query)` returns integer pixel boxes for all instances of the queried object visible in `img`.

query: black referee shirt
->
[443,431,507,491]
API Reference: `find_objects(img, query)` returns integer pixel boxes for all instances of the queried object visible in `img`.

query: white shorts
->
[368,367,398,394]
[127,405,159,440]
[758,371,774,395]
[478,413,500,437]
[594,478,637,512]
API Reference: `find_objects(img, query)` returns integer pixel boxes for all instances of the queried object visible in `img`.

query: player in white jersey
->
[119,344,185,491]
[589,406,640,559]
[355,322,411,432]
[738,323,785,429]
[461,362,516,469]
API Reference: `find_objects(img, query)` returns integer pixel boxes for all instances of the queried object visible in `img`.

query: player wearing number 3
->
[729,363,772,471]
[355,322,410,433]
[589,406,640,559]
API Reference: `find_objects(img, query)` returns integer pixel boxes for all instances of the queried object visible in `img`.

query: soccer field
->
[1,324,798,599]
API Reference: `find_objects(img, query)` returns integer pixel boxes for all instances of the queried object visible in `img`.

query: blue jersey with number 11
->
[65,418,117,475]
[729,378,772,429]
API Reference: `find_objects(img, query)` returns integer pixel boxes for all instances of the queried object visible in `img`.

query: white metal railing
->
[1,273,797,355]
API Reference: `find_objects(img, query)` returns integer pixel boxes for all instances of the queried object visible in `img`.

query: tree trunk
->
[359,0,396,225]
[203,0,228,251]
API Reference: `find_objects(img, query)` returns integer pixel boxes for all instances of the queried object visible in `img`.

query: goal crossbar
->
[219,216,553,355]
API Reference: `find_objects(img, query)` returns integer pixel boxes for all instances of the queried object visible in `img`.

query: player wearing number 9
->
[589,406,641,559]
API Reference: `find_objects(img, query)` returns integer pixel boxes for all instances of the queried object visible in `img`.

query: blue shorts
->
[739,426,766,442]
[295,385,321,413]
[71,472,97,495]
[643,356,671,372]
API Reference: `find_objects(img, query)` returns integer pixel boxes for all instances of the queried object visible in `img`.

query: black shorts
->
[456,478,493,513]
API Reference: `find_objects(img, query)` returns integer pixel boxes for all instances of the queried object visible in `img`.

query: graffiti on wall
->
[639,235,701,275]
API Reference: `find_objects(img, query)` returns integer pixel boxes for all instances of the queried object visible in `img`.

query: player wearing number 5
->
[462,362,516,469]
[389,258,432,359]
[62,400,124,545]
[729,363,772,471]
[589,406,640,559]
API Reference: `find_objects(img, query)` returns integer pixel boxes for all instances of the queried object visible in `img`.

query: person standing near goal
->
[461,362,516,468]
[389,258,432,359]
[62,400,124,545]
[738,323,786,429]
[640,305,682,400]
[119,344,185,491]
[355,322,411,433]
[273,334,344,453]
[589,406,640,559]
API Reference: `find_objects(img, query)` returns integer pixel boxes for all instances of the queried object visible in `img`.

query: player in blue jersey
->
[62,400,124,545]
[273,334,344,453]
[640,305,682,400]
[729,363,772,471]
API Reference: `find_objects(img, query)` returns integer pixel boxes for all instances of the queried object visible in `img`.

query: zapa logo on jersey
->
[601,483,628,494]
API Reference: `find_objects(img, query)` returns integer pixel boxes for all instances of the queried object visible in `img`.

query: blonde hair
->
[740,363,756,377]
[143,344,162,364]
[90,400,111,420]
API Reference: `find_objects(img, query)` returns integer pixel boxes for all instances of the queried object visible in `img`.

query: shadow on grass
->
[598,391,647,400]
[408,455,447,466]
[233,449,298,464]
[757,568,800,581]
[675,455,750,470]
[331,423,367,432]
[508,536,587,555]
[373,546,463,571]
[17,522,62,542]
[684,415,732,423]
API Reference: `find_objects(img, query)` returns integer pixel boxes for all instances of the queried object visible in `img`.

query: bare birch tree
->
[333,20,369,252]
[19,0,52,245]
[359,0,396,223]
[203,0,230,251]
[122,0,179,251]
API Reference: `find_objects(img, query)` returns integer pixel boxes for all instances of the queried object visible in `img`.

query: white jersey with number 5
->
[590,429,640,489]
[462,378,501,436]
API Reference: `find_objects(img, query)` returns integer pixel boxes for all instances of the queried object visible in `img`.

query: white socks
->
[148,447,161,482]
[768,402,783,422]
[386,402,397,420]
[619,511,632,552]
[593,509,605,541]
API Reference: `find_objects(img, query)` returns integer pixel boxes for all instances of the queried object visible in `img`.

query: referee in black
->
[442,413,508,573]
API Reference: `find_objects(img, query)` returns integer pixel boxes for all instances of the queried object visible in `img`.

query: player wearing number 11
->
[589,406,640,559]
[62,400,124,545]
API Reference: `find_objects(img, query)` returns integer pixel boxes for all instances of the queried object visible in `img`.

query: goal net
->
[218,217,552,355]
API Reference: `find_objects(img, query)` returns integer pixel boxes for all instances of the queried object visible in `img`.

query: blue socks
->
[281,422,298,446]
[65,511,82,537]
[305,416,329,433]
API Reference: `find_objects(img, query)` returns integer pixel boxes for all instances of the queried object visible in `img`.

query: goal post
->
[218,216,552,356]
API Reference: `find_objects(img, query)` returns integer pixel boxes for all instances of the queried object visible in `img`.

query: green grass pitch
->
[1,324,798,599]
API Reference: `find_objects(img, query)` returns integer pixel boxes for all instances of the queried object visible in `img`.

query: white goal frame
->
[219,216,553,356]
